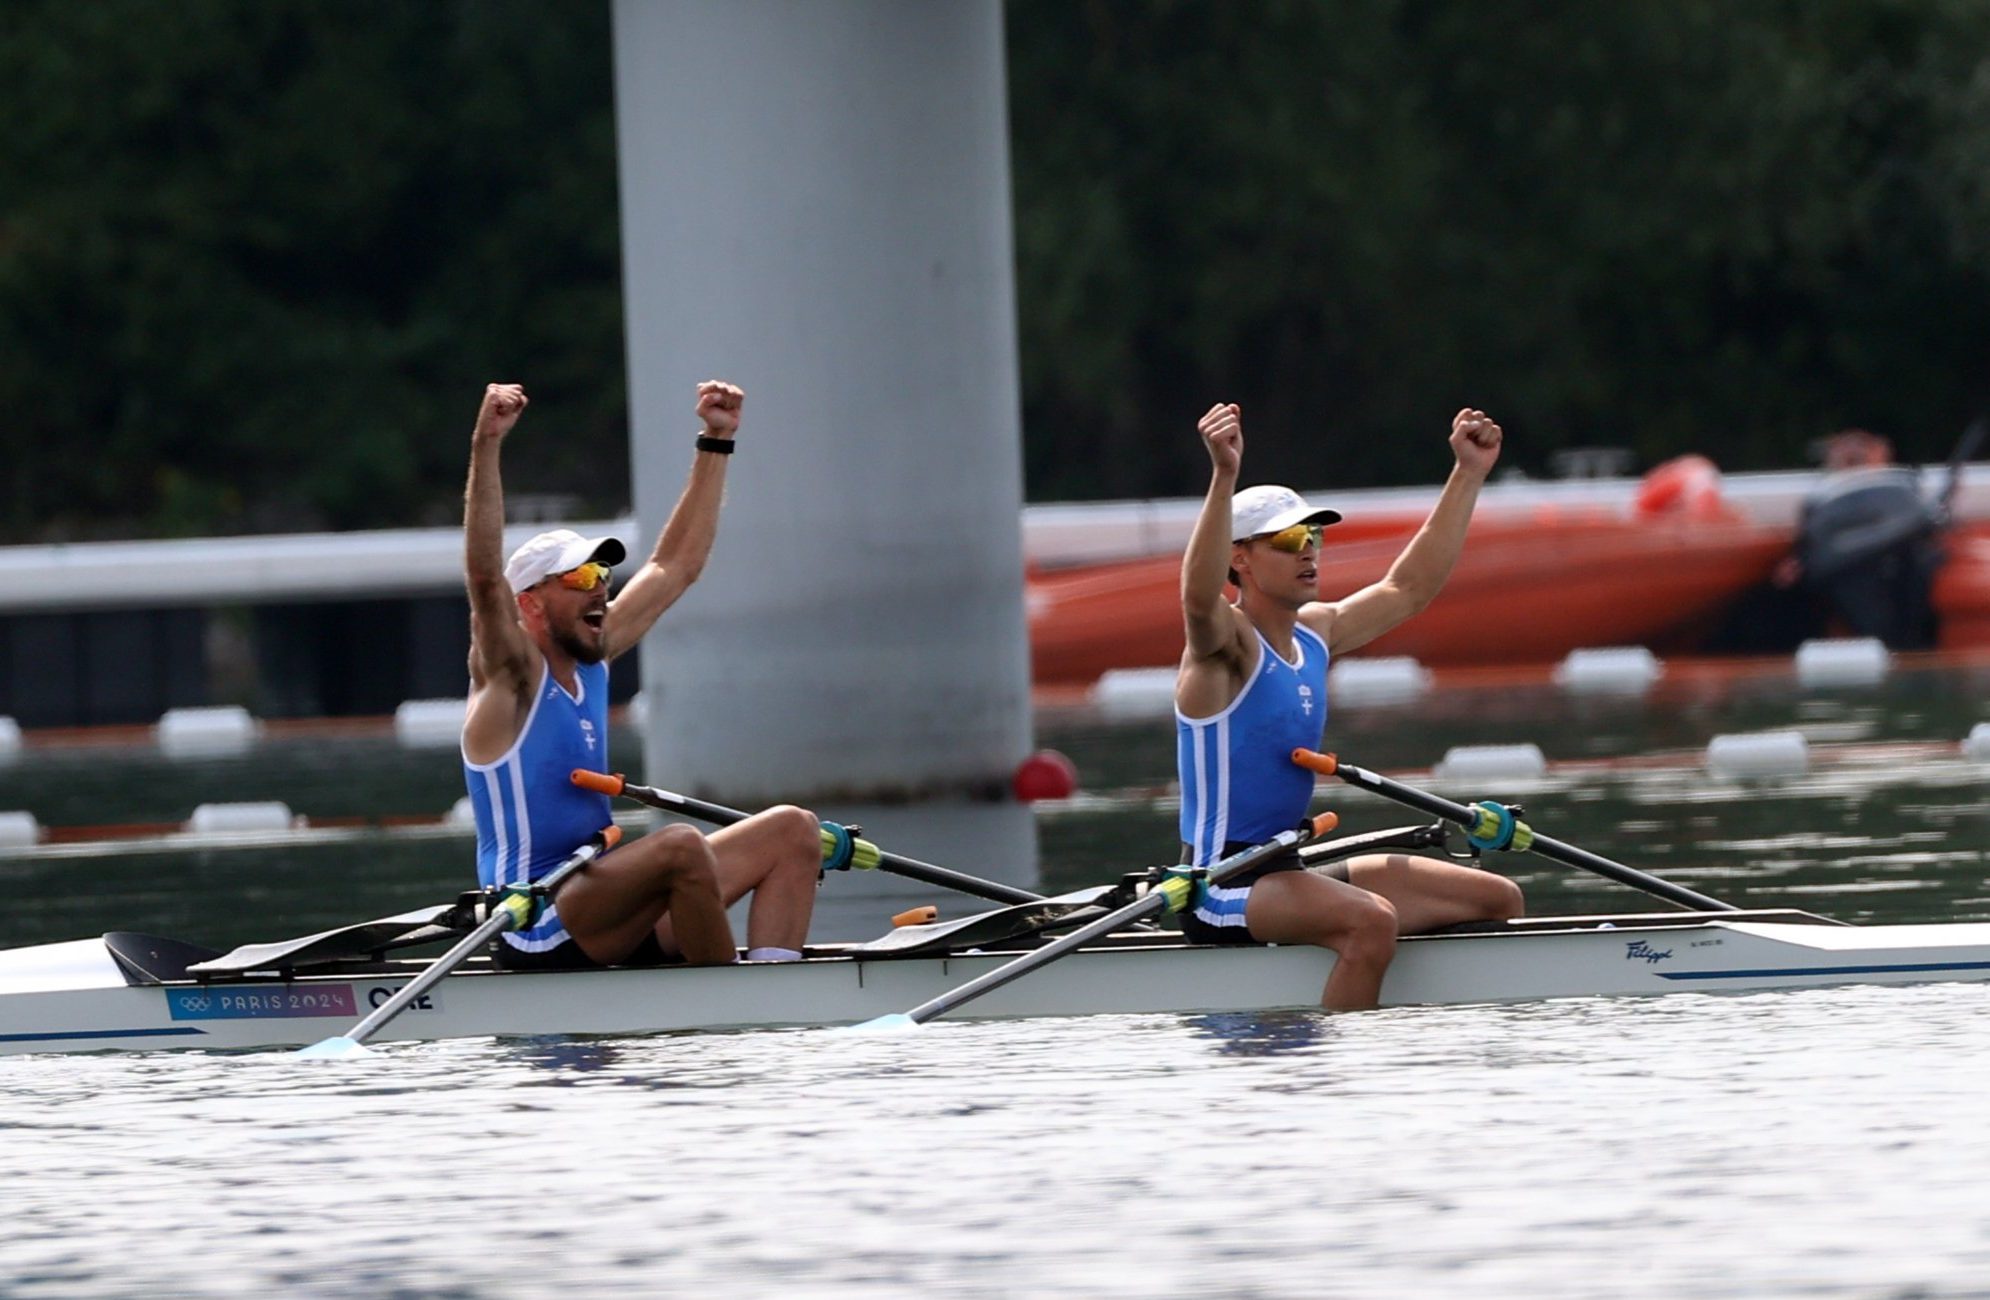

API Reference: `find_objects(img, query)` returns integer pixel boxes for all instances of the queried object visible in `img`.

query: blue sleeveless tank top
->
[463,659,614,953]
[1176,624,1330,866]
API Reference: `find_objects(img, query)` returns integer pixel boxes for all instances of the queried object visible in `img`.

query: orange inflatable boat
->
[1027,456,1990,684]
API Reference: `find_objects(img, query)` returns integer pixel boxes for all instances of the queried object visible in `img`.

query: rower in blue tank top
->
[1174,401,1526,1010]
[1177,622,1330,866]
[458,380,822,972]
[464,658,615,956]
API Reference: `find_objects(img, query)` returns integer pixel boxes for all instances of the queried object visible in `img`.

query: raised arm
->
[464,383,535,694]
[598,381,743,661]
[1183,404,1250,656]
[1175,404,1256,717]
[1304,408,1502,654]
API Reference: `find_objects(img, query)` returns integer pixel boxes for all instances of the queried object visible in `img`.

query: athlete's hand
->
[475,383,528,442]
[696,381,744,440]
[1199,403,1243,477]
[1450,408,1502,478]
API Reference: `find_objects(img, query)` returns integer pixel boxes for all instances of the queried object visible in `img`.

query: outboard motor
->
[1796,466,1942,648]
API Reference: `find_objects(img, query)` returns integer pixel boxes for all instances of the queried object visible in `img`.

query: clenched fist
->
[1449,408,1503,478]
[475,383,528,442]
[696,381,744,439]
[1198,402,1243,477]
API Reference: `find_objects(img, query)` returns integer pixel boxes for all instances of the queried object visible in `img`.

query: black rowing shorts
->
[492,932,673,972]
[1174,841,1350,946]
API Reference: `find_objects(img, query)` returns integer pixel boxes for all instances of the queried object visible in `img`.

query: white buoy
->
[1554,646,1662,695]
[0,811,40,847]
[155,706,259,758]
[446,796,478,829]
[1433,743,1548,783]
[1089,667,1179,719]
[0,716,20,761]
[1329,657,1432,706]
[1964,723,1990,762]
[395,698,468,749]
[1705,730,1810,779]
[1795,637,1890,688]
[184,802,297,834]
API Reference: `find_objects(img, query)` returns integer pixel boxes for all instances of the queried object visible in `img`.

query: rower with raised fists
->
[1173,402,1525,1010]
[459,381,820,971]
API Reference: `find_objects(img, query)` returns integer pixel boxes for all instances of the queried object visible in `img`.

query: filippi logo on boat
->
[1624,940,1673,964]
[165,986,361,1020]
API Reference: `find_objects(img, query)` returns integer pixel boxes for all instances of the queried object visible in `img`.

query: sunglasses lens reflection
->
[560,563,611,591]
[1264,525,1322,553]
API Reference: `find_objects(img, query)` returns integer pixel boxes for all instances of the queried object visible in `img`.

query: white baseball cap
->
[1230,485,1342,541]
[503,529,628,593]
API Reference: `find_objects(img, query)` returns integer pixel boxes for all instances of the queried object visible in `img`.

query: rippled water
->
[3,664,1988,1295]
[9,988,1988,1296]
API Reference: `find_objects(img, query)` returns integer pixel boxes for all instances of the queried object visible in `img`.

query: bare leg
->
[1345,853,1524,933]
[1245,870,1399,1011]
[554,823,736,965]
[653,805,821,956]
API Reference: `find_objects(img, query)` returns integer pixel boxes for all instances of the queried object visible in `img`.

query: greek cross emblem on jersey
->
[1298,684,1314,716]
[579,719,598,752]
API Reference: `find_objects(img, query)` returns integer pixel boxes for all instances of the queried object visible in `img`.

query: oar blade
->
[840,1013,920,1034]
[293,1035,373,1059]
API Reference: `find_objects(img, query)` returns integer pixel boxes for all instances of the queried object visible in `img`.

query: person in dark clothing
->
[1773,429,1942,649]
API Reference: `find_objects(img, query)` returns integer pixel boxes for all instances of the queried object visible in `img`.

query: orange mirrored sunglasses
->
[556,562,613,591]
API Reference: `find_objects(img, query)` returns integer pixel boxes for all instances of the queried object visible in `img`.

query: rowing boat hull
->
[6,915,1990,1056]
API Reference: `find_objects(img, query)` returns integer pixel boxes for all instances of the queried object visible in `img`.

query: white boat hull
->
[4,913,1990,1056]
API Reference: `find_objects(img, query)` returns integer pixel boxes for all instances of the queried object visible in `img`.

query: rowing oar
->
[851,811,1339,1031]
[570,770,1041,907]
[1291,749,1736,913]
[295,826,623,1058]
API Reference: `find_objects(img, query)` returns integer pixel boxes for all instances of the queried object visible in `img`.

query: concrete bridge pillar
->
[613,0,1037,914]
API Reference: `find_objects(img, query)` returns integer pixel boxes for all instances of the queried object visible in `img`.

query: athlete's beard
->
[551,623,606,665]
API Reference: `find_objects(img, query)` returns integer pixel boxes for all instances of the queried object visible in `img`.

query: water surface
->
[3,665,1987,1296]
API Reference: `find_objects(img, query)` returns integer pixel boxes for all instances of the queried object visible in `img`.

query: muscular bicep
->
[466,575,533,689]
[597,562,691,663]
[1182,595,1244,662]
[1176,604,1254,717]
[461,579,537,765]
[1304,579,1416,656]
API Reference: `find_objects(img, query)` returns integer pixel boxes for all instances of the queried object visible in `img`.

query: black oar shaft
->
[1315,753,1736,913]
[575,772,1041,906]
[861,850,1041,906]
[895,815,1335,1026]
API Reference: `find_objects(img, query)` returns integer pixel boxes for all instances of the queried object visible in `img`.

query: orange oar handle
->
[571,769,627,796]
[892,905,940,928]
[1309,811,1339,836]
[1290,749,1338,776]
[602,824,623,849]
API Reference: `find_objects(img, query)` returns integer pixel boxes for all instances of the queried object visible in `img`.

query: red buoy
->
[1012,749,1079,802]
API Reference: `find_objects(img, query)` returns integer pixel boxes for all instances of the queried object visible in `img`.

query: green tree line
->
[3,0,1987,542]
